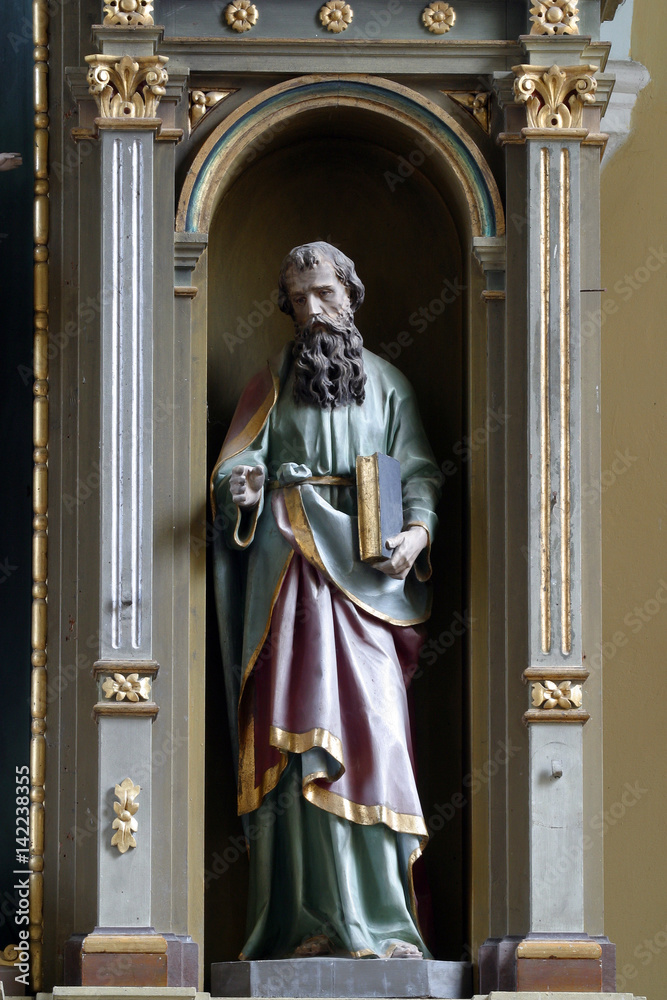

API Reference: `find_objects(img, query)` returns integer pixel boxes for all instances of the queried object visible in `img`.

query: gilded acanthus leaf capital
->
[85,53,169,119]
[512,63,597,129]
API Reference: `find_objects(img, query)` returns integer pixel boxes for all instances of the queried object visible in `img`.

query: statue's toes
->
[294,934,334,957]
[390,941,423,959]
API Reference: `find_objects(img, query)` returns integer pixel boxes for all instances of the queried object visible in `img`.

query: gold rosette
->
[422,2,456,34]
[224,0,259,32]
[319,1,354,33]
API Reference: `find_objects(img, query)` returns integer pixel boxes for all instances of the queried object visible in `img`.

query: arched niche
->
[176,74,504,970]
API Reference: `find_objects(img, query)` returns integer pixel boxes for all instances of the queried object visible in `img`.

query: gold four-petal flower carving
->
[111,778,140,854]
[531,680,583,710]
[224,1,259,32]
[422,2,456,34]
[103,0,154,26]
[102,672,151,702]
[530,0,579,35]
[319,1,354,33]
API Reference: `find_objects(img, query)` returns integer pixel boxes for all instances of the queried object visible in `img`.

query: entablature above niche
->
[159,0,531,45]
[161,37,525,78]
[154,0,605,66]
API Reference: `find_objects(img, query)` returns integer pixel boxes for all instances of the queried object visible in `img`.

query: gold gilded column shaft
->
[539,147,551,654]
[559,148,572,655]
[31,0,49,990]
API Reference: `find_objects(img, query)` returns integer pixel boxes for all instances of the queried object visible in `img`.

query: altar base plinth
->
[211,958,473,999]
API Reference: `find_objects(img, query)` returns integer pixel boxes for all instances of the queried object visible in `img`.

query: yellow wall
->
[601,2,667,996]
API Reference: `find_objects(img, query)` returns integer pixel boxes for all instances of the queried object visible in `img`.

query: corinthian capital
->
[512,63,597,130]
[85,53,168,119]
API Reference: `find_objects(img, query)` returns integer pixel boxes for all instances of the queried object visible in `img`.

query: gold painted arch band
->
[176,74,504,239]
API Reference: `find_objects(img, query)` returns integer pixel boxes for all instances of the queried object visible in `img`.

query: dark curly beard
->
[292,310,367,409]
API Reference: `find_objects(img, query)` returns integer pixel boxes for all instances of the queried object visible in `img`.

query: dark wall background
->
[0,0,35,952]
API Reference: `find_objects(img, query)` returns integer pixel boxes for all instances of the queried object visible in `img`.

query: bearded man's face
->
[285,258,366,409]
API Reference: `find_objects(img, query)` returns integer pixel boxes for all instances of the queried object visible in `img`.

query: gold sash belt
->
[267,475,355,491]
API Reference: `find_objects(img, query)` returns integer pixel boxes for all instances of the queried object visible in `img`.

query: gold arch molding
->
[176,74,505,238]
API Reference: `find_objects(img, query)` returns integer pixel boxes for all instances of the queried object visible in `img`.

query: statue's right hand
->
[230,465,265,508]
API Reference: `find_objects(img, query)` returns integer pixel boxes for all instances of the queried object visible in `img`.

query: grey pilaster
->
[516,59,599,941]
[84,24,167,943]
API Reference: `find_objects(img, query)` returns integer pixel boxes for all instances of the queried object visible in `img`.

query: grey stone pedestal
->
[211,958,472,998]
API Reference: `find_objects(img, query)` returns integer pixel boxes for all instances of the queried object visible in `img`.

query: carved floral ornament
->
[224,1,258,31]
[513,63,598,130]
[103,0,154,26]
[445,91,490,133]
[189,89,236,129]
[102,672,151,702]
[531,680,583,710]
[422,2,456,34]
[86,53,169,119]
[111,778,140,854]
[530,0,579,35]
[319,1,354,32]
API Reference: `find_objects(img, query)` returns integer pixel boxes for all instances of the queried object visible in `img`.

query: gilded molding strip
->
[523,665,588,683]
[82,934,167,953]
[518,940,601,959]
[93,702,159,720]
[560,147,572,655]
[31,0,49,989]
[540,146,551,654]
[523,708,590,724]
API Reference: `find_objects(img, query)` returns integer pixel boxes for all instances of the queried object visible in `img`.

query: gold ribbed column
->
[31,0,49,990]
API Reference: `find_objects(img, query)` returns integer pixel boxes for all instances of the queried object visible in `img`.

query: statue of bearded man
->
[211,242,441,960]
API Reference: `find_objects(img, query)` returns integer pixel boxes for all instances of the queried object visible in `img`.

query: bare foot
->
[294,934,334,957]
[390,941,423,959]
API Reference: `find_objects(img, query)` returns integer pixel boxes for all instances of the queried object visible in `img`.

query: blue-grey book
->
[356,453,403,562]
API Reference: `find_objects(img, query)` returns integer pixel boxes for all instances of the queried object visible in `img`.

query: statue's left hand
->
[374,525,428,580]
[0,153,22,171]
